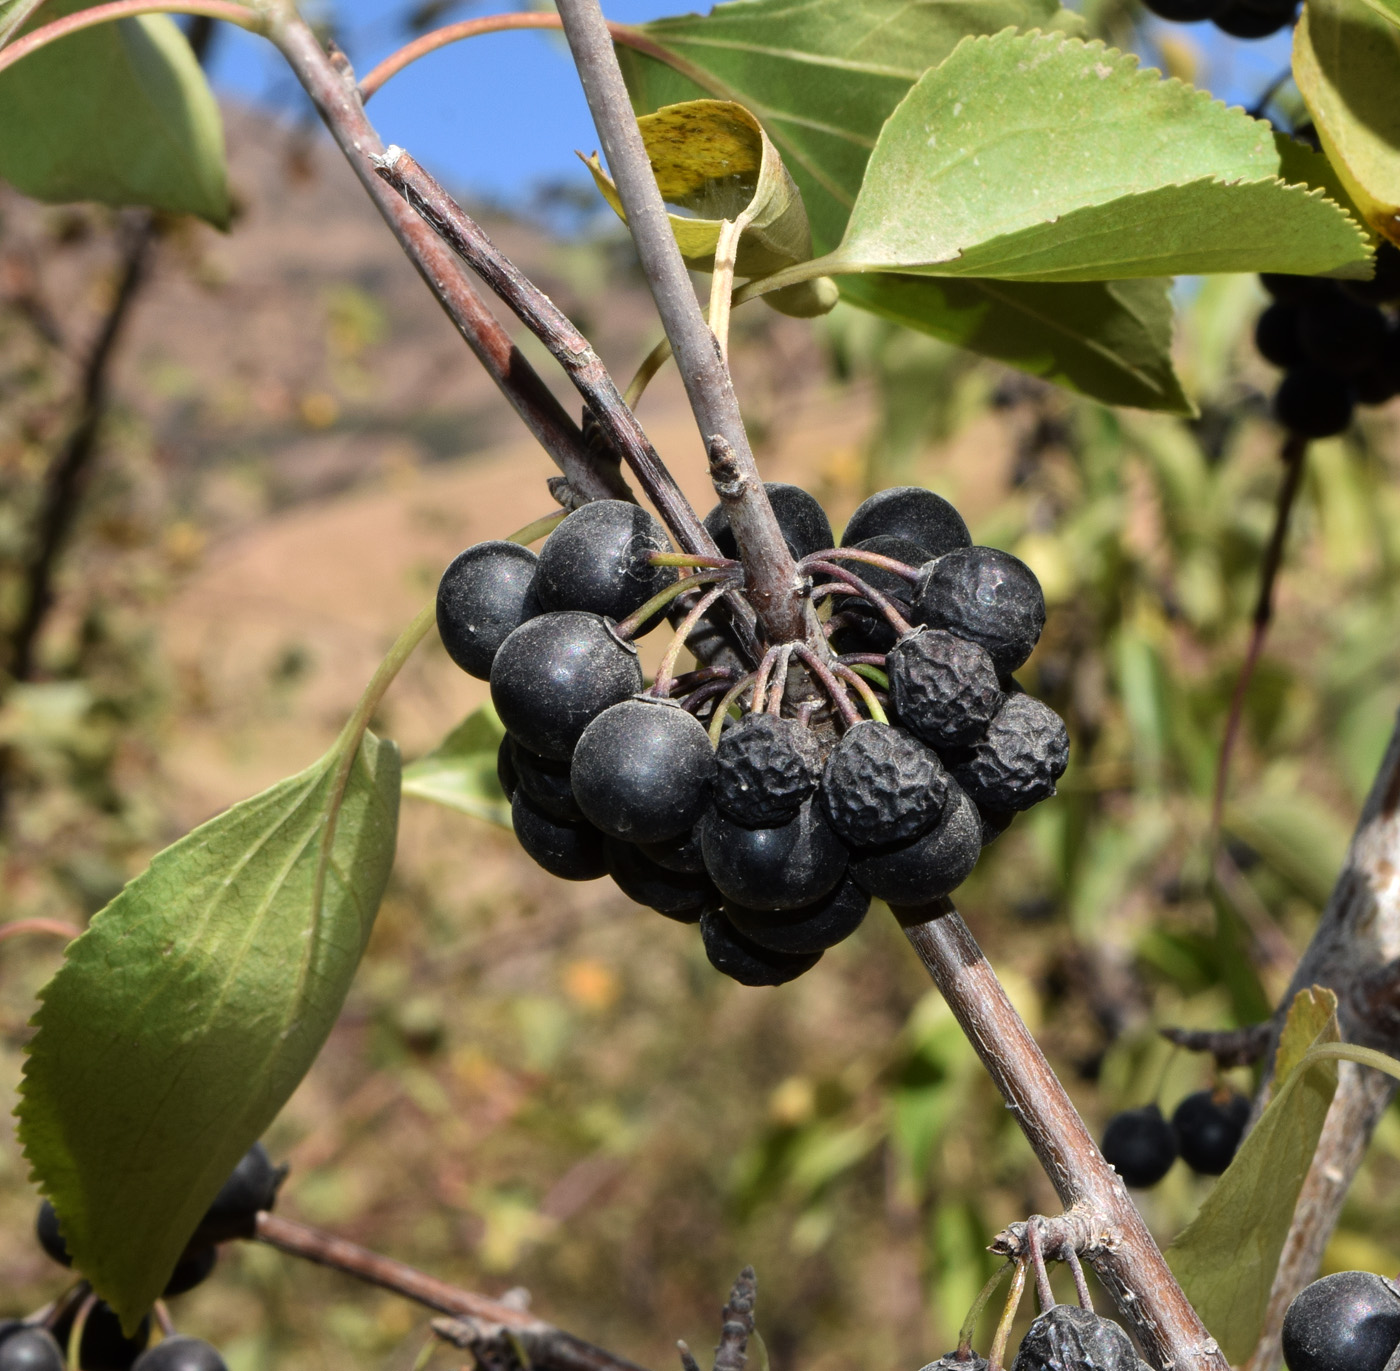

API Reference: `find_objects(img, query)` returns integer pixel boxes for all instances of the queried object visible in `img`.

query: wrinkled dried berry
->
[700,910,821,985]
[822,721,947,848]
[914,547,1045,675]
[949,695,1068,812]
[722,875,871,955]
[889,629,1005,748]
[715,713,823,827]
[846,784,981,905]
[917,1356,989,1371]
[1012,1304,1148,1371]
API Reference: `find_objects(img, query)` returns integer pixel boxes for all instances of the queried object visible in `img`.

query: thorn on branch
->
[1159,1021,1273,1069]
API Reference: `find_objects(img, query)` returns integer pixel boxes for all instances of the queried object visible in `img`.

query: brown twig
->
[713,1268,756,1371]
[255,1212,652,1371]
[1159,1022,1274,1069]
[892,901,1229,1371]
[0,918,82,946]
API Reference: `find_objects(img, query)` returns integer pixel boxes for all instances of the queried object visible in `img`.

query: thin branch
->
[0,918,82,945]
[713,1268,756,1371]
[892,901,1229,1371]
[266,14,627,507]
[554,0,805,644]
[255,1212,653,1371]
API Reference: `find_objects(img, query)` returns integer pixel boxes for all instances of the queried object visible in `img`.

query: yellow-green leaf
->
[402,704,511,828]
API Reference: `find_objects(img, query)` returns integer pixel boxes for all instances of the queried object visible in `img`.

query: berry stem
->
[749,644,785,715]
[507,511,569,546]
[800,547,921,583]
[766,645,797,715]
[708,673,759,746]
[843,661,890,692]
[652,583,735,698]
[957,1262,1014,1359]
[65,1291,96,1371]
[613,571,736,642]
[1026,1217,1055,1311]
[624,336,674,410]
[680,678,736,716]
[1065,1246,1094,1311]
[987,1260,1027,1371]
[648,551,739,569]
[791,643,860,728]
[803,560,914,636]
[832,662,887,723]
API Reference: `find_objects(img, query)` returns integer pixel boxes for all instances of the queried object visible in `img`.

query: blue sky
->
[205,1,1298,209]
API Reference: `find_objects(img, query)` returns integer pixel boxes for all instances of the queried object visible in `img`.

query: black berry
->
[1255,302,1305,369]
[699,909,821,985]
[889,629,1005,748]
[846,784,982,904]
[510,741,583,823]
[1262,273,1328,304]
[948,694,1069,812]
[1282,1271,1400,1371]
[714,712,823,827]
[496,736,517,800]
[1142,0,1220,19]
[490,611,643,761]
[606,839,716,921]
[1213,0,1295,36]
[1344,240,1400,306]
[1011,1304,1145,1371]
[52,1303,150,1371]
[572,698,715,843]
[640,825,706,874]
[511,790,607,881]
[976,803,1015,846]
[0,1328,65,1371]
[914,546,1045,675]
[534,500,676,626]
[700,798,848,910]
[35,1198,69,1267]
[833,534,924,607]
[163,1244,218,1296]
[841,486,971,559]
[1273,367,1354,438]
[1172,1088,1250,1175]
[705,482,833,561]
[131,1339,229,1371]
[918,1357,989,1371]
[436,541,539,680]
[191,1141,285,1245]
[723,874,870,955]
[1297,292,1389,375]
[1101,1104,1177,1187]
[822,720,947,847]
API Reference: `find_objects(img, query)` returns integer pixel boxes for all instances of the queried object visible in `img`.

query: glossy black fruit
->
[535,500,676,625]
[1282,1271,1400,1371]
[497,736,517,800]
[436,541,539,680]
[1142,0,1220,19]
[640,825,707,874]
[1255,302,1306,369]
[1344,240,1400,306]
[889,629,1005,748]
[705,482,834,561]
[1101,1104,1177,1187]
[511,791,607,881]
[35,1198,69,1266]
[822,721,947,847]
[1213,0,1295,36]
[1261,273,1329,304]
[701,798,848,910]
[841,486,971,560]
[1274,367,1355,438]
[52,1303,150,1371]
[131,1339,229,1371]
[832,533,925,605]
[914,546,1046,675]
[490,611,643,761]
[723,875,870,955]
[510,741,583,822]
[1172,1088,1250,1175]
[163,1244,218,1296]
[0,1327,65,1371]
[949,694,1069,812]
[699,910,821,986]
[572,699,715,843]
[714,712,824,827]
[1011,1303,1146,1371]
[846,783,981,904]
[606,838,716,921]
[1298,293,1389,375]
[190,1140,285,1245]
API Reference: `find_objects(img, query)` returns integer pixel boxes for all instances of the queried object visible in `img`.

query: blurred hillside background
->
[2,6,1400,1371]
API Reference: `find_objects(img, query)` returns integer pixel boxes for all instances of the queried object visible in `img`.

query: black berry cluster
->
[1100,1087,1250,1187]
[1139,0,1296,39]
[1282,1270,1400,1371]
[1255,243,1400,439]
[439,485,1069,986]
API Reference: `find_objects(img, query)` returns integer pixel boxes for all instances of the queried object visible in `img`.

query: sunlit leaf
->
[402,704,511,828]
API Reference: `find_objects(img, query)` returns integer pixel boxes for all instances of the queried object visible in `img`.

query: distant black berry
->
[1283,1271,1400,1371]
[841,486,971,560]
[1213,0,1295,37]
[1142,0,1220,19]
[511,791,607,881]
[436,541,539,680]
[889,629,1005,748]
[132,1339,228,1371]
[723,875,870,955]
[640,825,706,874]
[163,1244,218,1296]
[1273,367,1354,438]
[1262,274,1328,304]
[510,741,583,823]
[1297,293,1389,375]
[1172,1089,1250,1175]
[705,482,833,561]
[701,798,848,910]
[846,784,982,904]
[699,910,821,986]
[534,500,676,625]
[914,547,1045,675]
[52,1302,149,1371]
[490,611,642,761]
[191,1141,285,1245]
[714,712,823,827]
[1344,241,1400,306]
[572,698,715,843]
[949,695,1069,812]
[606,839,716,921]
[1011,1304,1146,1371]
[1101,1104,1177,1187]
[822,721,947,847]
[1255,302,1305,369]
[0,1328,65,1371]
[35,1198,69,1267]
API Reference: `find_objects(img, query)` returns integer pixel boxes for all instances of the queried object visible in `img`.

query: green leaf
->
[17,730,401,1329]
[402,704,512,828]
[1166,987,1340,1363]
[1295,0,1400,247]
[823,31,1370,282]
[0,0,230,226]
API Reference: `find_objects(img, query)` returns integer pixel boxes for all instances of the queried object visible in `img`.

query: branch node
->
[706,435,744,497]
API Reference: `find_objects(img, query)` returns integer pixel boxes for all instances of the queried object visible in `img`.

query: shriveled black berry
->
[700,910,821,986]
[889,629,1005,748]
[606,839,716,921]
[705,482,833,561]
[846,783,981,904]
[436,541,539,680]
[1142,0,1220,19]
[918,1356,989,1371]
[723,875,870,955]
[35,1198,69,1266]
[1274,367,1355,438]
[1172,1089,1250,1175]
[1282,1271,1400,1371]
[52,1303,149,1371]
[0,1328,65,1371]
[1344,240,1400,306]
[497,736,517,801]
[1011,1304,1146,1371]
[915,547,1045,675]
[510,741,582,822]
[1101,1104,1177,1187]
[163,1244,218,1296]
[132,1339,229,1371]
[1213,0,1295,36]
[1298,293,1389,375]
[701,798,848,910]
[841,486,971,560]
[1255,302,1305,369]
[191,1140,285,1245]
[714,712,823,827]
[491,612,643,761]
[573,698,715,843]
[641,825,706,874]
[822,720,947,848]
[511,791,607,881]
[534,500,676,626]
[949,695,1068,812]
